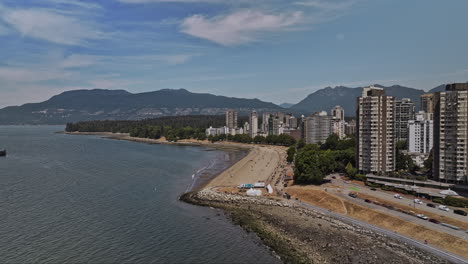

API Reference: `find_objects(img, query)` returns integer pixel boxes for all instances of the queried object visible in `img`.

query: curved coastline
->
[60,131,452,264]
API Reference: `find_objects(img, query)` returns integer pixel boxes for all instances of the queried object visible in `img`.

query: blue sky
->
[0,0,467,107]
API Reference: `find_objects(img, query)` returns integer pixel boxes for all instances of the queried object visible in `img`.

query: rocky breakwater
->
[181,189,448,264]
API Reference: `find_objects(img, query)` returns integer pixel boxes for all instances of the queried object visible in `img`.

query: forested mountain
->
[0,88,283,124]
[290,84,446,115]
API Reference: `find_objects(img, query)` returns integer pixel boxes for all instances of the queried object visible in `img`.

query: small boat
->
[0,149,6,157]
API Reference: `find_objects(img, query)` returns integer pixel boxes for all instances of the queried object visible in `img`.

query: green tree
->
[287,146,296,163]
[294,144,325,184]
[296,139,306,149]
[345,162,357,178]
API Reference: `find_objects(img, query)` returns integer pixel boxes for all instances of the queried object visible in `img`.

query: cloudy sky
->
[0,0,467,108]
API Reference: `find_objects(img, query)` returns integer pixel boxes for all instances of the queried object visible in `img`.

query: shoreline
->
[60,130,462,263]
[180,190,448,264]
[59,131,257,191]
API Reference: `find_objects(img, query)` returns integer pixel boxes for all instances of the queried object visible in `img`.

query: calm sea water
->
[0,126,280,264]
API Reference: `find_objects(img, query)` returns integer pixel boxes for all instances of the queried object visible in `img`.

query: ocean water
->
[0,126,280,264]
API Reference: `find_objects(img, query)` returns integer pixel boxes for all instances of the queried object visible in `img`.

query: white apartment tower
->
[225,110,238,130]
[249,111,258,138]
[305,111,333,144]
[433,83,468,183]
[408,111,433,154]
[331,105,345,120]
[356,86,395,174]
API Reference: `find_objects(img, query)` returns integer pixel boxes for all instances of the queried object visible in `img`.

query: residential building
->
[394,98,415,143]
[249,111,258,138]
[288,115,298,129]
[283,129,302,141]
[262,112,271,134]
[331,117,345,139]
[284,114,292,128]
[356,86,396,174]
[345,120,356,135]
[433,83,468,183]
[271,116,282,135]
[225,109,238,129]
[276,112,285,124]
[408,111,433,154]
[305,111,333,144]
[205,126,229,136]
[206,126,217,136]
[243,122,249,135]
[331,105,345,120]
[420,93,434,115]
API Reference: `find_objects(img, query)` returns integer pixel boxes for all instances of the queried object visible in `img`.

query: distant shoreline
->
[59,131,254,191]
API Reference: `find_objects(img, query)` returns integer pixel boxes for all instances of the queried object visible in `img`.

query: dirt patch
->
[285,186,468,258]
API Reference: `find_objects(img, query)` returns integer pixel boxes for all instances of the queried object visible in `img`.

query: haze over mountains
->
[0,84,451,124]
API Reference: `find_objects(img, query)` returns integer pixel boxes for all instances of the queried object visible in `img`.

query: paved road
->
[332,190,468,240]
[295,200,468,264]
[328,175,468,222]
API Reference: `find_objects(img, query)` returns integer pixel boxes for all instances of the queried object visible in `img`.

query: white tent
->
[246,188,262,196]
[267,184,274,194]
[439,189,459,196]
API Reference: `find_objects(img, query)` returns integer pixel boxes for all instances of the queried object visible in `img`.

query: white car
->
[416,214,428,220]
[394,194,402,199]
[438,205,450,212]
[414,199,423,204]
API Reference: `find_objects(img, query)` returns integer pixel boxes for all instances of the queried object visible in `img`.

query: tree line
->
[293,134,356,184]
[65,115,296,146]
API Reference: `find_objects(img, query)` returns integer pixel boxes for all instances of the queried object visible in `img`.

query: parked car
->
[370,188,376,191]
[348,193,357,198]
[416,214,429,220]
[365,199,372,203]
[454,209,467,216]
[429,218,441,224]
[414,199,423,205]
[426,203,436,208]
[438,205,450,212]
[332,176,336,179]
[394,194,402,199]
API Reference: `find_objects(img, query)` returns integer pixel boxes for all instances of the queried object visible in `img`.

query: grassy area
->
[285,186,468,258]
[349,186,361,191]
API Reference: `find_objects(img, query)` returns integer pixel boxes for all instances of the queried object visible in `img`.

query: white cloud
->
[180,10,304,45]
[59,54,97,68]
[46,0,102,10]
[295,0,355,10]
[1,7,104,45]
[118,0,224,3]
[0,67,72,82]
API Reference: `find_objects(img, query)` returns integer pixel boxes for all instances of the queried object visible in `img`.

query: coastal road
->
[332,191,468,240]
[327,175,468,222]
[295,200,468,264]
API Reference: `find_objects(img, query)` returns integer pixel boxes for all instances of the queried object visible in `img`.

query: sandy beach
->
[61,131,288,191]
[207,145,286,189]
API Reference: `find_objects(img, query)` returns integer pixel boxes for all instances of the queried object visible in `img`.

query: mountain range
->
[290,84,447,115]
[0,83,454,124]
[0,89,282,124]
